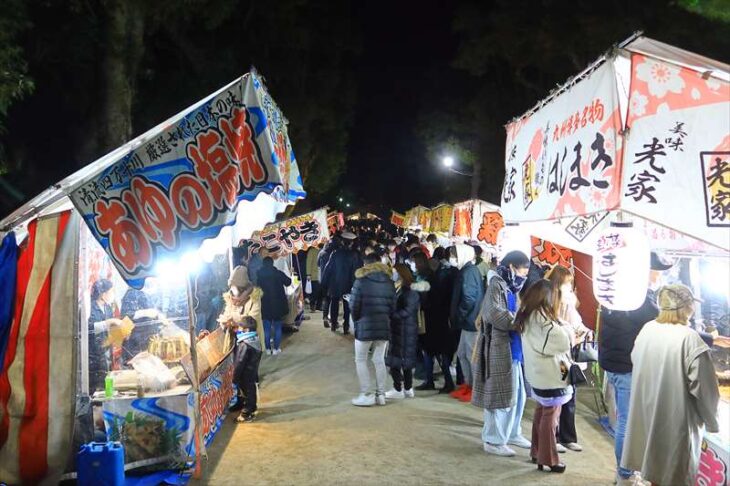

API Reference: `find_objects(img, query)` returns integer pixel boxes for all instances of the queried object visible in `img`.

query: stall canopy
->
[500,35,729,255]
[0,69,305,484]
[0,69,305,287]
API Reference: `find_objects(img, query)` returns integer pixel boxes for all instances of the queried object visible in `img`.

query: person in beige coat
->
[622,285,720,486]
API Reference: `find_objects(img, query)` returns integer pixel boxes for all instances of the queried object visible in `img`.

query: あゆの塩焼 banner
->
[502,61,623,222]
[70,72,305,288]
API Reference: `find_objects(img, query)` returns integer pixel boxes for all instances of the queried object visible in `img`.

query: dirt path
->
[194,310,617,485]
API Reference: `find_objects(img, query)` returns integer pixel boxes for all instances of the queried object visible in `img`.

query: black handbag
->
[568,363,588,386]
[571,335,598,363]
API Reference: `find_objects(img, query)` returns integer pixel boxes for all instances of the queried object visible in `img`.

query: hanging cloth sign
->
[451,201,474,239]
[69,72,305,288]
[622,54,730,251]
[247,208,330,259]
[502,61,623,222]
[429,205,454,233]
[390,211,405,227]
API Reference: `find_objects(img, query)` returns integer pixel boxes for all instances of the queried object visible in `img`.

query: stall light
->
[181,250,203,275]
[703,258,730,299]
[592,222,650,311]
[496,223,532,262]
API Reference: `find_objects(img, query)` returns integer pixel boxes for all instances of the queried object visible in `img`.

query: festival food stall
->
[244,208,331,330]
[0,69,306,483]
[498,34,730,485]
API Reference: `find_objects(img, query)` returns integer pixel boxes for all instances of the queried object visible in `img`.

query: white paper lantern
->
[497,223,532,262]
[592,222,650,311]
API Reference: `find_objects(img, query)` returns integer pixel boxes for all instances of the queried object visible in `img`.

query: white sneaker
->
[563,442,582,452]
[385,389,405,399]
[404,388,415,398]
[507,436,532,449]
[273,348,282,355]
[375,394,386,406]
[556,442,567,453]
[266,349,273,356]
[483,443,516,457]
[351,394,375,407]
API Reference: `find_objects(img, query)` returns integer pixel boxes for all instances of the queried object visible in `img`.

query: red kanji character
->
[559,119,570,139]
[94,198,152,273]
[170,173,214,228]
[593,98,605,121]
[552,124,560,142]
[588,102,596,123]
[122,178,177,249]
[187,129,239,210]
[581,106,589,128]
[572,111,581,133]
[218,107,267,190]
[697,446,727,486]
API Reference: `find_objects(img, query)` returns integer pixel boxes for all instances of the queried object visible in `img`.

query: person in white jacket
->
[515,279,573,474]
[545,265,591,453]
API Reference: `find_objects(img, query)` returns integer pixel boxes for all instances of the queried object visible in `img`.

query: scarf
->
[496,265,526,295]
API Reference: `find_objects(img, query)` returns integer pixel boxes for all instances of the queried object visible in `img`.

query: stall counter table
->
[101,334,235,470]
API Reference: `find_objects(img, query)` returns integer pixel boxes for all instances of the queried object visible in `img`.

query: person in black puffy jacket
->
[350,253,396,407]
[321,233,362,334]
[385,263,423,400]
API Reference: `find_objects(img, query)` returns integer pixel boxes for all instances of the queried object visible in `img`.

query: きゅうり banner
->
[247,208,330,259]
[502,62,623,222]
[622,54,730,251]
[69,72,305,287]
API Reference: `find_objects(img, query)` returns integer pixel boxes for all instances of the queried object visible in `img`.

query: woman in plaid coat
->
[471,251,531,457]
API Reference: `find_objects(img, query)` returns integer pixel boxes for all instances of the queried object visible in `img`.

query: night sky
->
[343,1,460,214]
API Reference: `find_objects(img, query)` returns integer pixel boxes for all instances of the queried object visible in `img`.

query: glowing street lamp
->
[338,197,343,202]
[443,156,454,168]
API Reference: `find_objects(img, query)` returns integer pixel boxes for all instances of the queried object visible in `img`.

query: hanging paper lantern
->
[592,222,650,311]
[497,223,532,262]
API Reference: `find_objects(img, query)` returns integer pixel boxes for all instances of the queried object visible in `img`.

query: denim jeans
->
[606,371,634,480]
[354,339,388,395]
[483,361,527,446]
[263,319,283,351]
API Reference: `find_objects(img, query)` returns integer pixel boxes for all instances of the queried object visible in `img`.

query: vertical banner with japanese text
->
[451,201,474,239]
[429,204,454,233]
[622,54,730,251]
[247,208,330,259]
[70,72,306,288]
[502,62,623,222]
[390,211,406,228]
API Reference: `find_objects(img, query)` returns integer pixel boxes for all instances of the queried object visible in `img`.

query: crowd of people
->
[215,226,724,485]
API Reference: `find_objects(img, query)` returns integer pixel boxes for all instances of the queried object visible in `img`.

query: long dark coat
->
[422,263,458,355]
[256,261,292,320]
[321,247,361,298]
[387,287,420,369]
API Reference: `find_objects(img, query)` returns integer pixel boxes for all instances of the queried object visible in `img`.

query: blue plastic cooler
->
[77,441,125,486]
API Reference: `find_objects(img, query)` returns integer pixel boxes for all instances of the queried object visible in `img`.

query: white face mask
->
[408,261,417,274]
[392,269,400,282]
[448,257,458,268]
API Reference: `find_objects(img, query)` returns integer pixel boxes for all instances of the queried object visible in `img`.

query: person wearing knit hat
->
[229,265,251,289]
[622,284,719,485]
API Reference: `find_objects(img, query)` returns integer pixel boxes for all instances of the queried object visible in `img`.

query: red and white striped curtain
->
[0,210,79,484]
